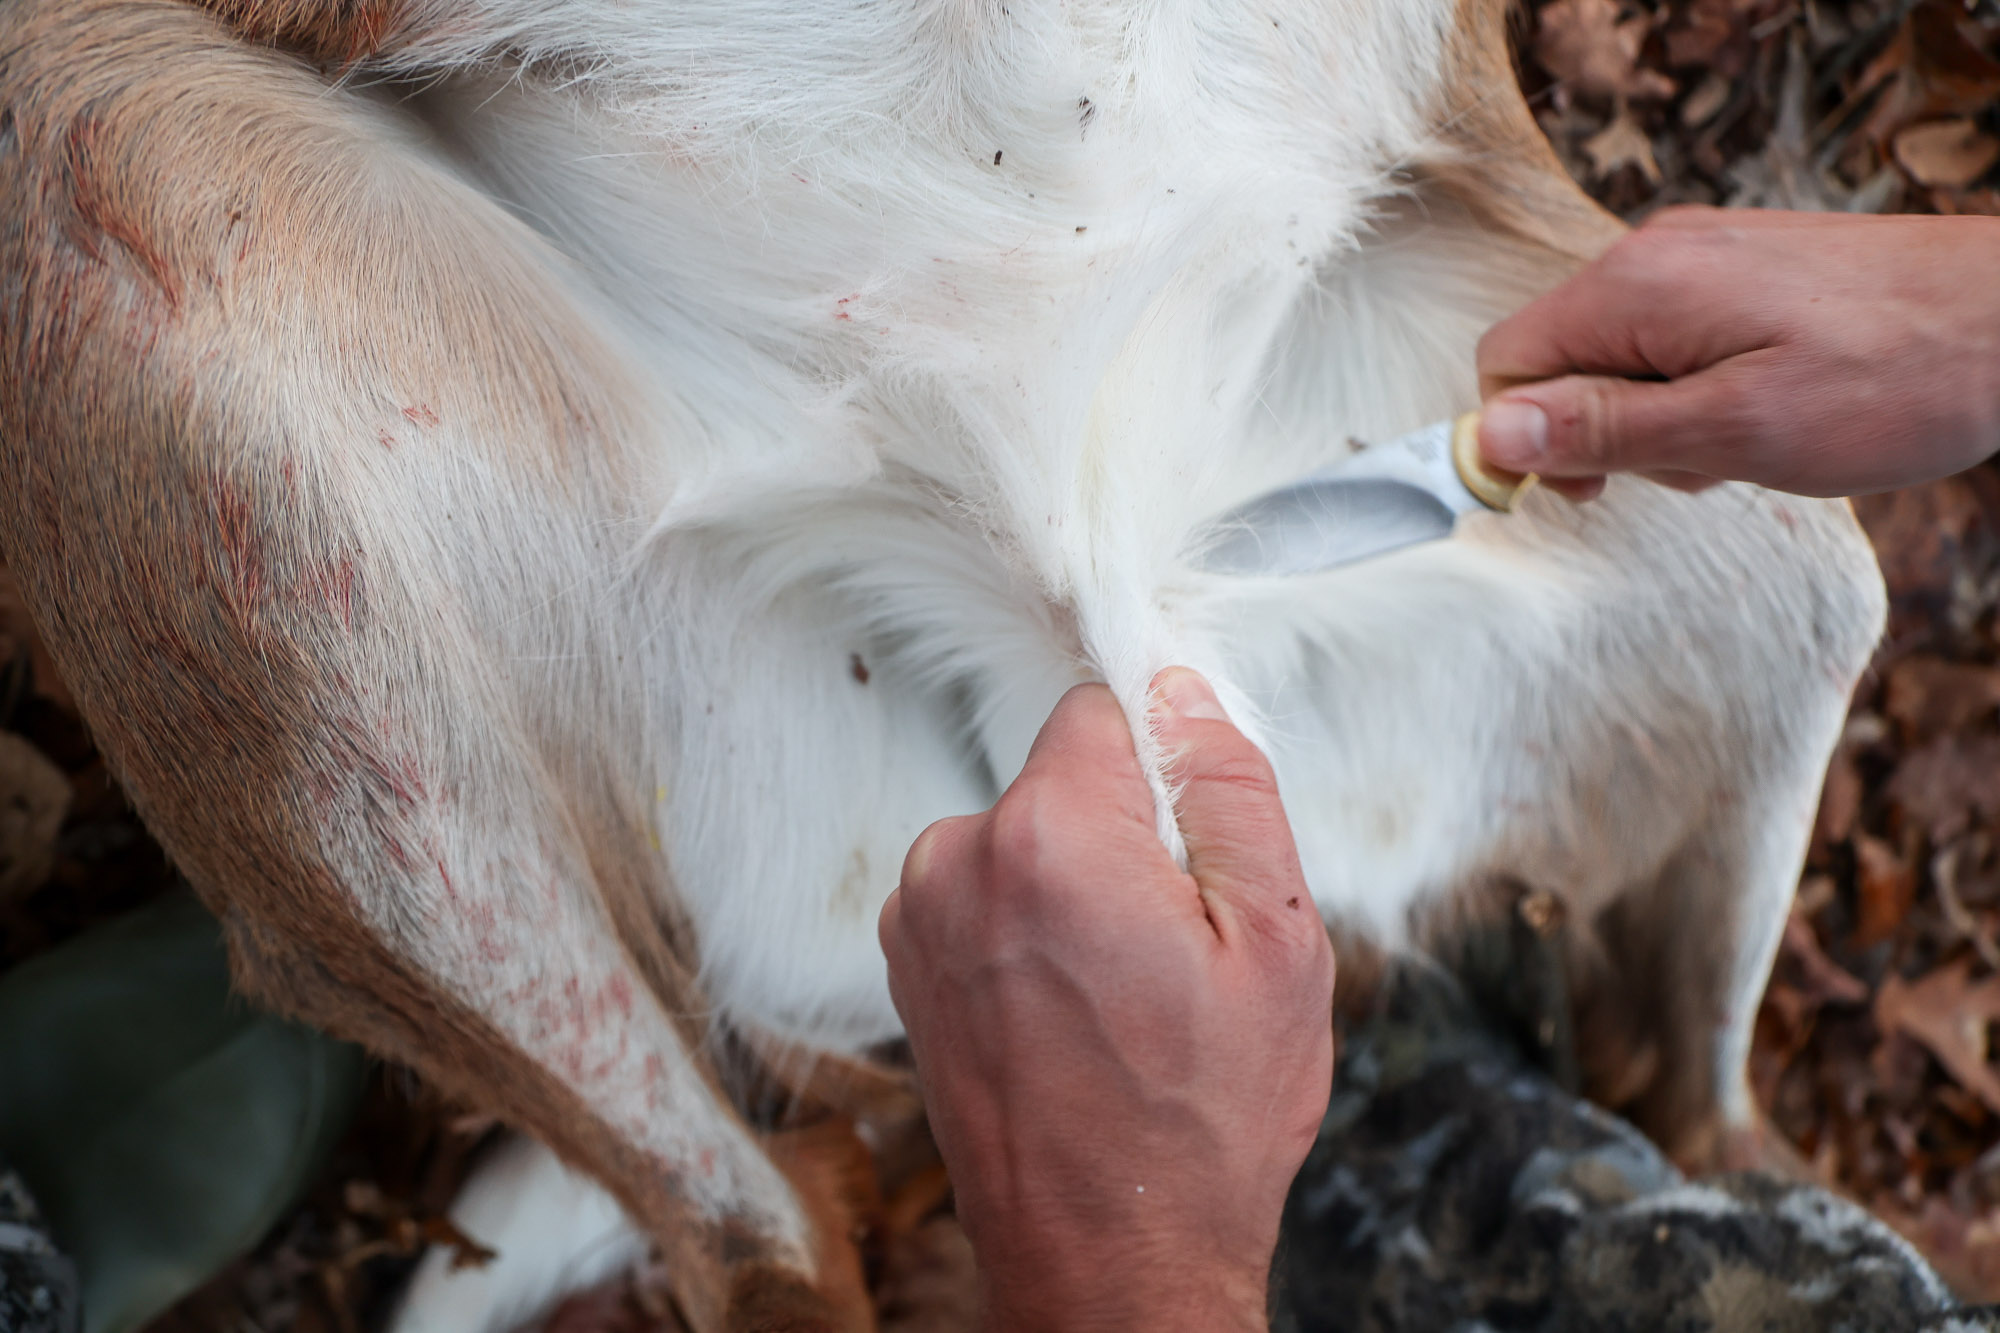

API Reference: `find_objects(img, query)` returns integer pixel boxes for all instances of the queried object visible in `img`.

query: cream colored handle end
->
[1451,411,1539,513]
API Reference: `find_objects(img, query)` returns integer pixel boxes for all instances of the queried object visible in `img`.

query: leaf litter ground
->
[2,1,2000,1325]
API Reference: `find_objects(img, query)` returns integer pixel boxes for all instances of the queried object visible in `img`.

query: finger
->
[900,812,981,896]
[1476,256,1669,392]
[1148,668,1308,927]
[1477,211,1772,395]
[1638,468,1719,492]
[877,885,910,1008]
[1543,475,1606,503]
[1004,682,1160,844]
[1477,363,1769,483]
[888,813,983,944]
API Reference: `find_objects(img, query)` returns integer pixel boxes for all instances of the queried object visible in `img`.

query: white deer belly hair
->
[375,0,1734,1055]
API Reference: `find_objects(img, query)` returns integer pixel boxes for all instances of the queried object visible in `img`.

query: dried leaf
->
[1908,2,2000,105]
[0,566,72,714]
[1935,188,2000,215]
[1535,0,1678,101]
[1853,477,1987,632]
[1854,833,1918,947]
[1849,4,2000,158]
[1583,106,1664,181]
[1873,1201,2000,1307]
[0,730,69,903]
[1664,0,1750,71]
[1725,33,1891,211]
[417,1216,496,1272]
[876,1217,978,1333]
[1895,118,2000,188]
[1813,747,1864,854]
[1875,959,2000,1115]
[1782,906,1869,1006]
[1887,734,2000,842]
[1885,655,2000,741]
[1680,71,1733,127]
[1934,838,2000,971]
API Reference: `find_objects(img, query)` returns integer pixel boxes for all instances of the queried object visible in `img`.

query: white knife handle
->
[1450,411,1539,513]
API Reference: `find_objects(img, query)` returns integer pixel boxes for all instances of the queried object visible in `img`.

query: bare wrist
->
[977,1251,1269,1332]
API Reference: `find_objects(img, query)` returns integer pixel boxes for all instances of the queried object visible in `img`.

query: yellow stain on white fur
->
[830,848,871,919]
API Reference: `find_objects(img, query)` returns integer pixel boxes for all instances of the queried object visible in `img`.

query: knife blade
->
[1195,411,1536,576]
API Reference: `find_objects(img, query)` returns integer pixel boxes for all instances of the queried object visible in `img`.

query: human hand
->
[1475,207,2000,499]
[878,670,1335,1332]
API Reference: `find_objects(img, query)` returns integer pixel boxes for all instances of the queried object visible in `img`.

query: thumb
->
[1478,370,1757,485]
[1149,668,1306,923]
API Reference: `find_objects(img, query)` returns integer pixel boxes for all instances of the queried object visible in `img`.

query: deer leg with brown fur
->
[0,3,870,1326]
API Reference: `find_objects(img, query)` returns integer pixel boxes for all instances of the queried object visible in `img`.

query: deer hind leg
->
[0,4,867,1327]
[1265,86,1885,1162]
[1574,701,1862,1171]
[1223,476,1881,1168]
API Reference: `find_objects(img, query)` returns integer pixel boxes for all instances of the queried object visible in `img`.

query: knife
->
[1195,411,1538,576]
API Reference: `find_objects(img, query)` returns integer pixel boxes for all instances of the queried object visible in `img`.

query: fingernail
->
[1151,667,1230,723]
[1480,398,1549,469]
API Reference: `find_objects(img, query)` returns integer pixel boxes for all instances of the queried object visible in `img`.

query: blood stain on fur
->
[849,652,869,684]
[62,115,182,308]
[207,478,267,607]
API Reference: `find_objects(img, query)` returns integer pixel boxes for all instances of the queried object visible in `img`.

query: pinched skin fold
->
[0,0,1886,1327]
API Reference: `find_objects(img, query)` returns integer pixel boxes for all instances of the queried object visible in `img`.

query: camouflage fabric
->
[1274,971,2000,1333]
[0,1166,76,1333]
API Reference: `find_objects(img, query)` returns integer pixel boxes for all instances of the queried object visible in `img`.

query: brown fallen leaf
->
[1874,959,2000,1116]
[1854,832,1919,948]
[1781,906,1869,1007]
[1885,655,2000,742]
[1813,748,1864,855]
[1583,104,1663,182]
[0,730,70,903]
[1853,478,1985,629]
[1663,0,1755,72]
[876,1216,978,1333]
[1935,187,2000,216]
[1886,733,2000,843]
[1725,32,1899,212]
[0,565,73,714]
[1894,118,2000,188]
[1679,71,1732,128]
[1870,1195,2000,1304]
[1934,837,2000,972]
[1535,0,1677,102]
[1847,3,2000,162]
